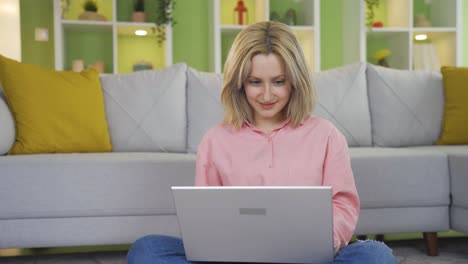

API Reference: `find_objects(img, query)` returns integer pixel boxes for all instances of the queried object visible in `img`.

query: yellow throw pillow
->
[0,55,112,154]
[437,66,468,145]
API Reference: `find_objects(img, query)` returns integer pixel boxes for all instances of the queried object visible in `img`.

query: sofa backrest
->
[186,62,373,152]
[0,85,15,155]
[99,63,188,153]
[367,64,444,147]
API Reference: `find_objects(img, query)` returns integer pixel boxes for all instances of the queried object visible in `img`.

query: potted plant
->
[365,0,380,28]
[132,0,146,22]
[79,0,107,21]
[154,0,176,45]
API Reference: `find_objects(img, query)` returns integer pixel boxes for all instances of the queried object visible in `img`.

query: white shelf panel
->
[367,27,410,33]
[116,22,157,28]
[290,25,315,32]
[54,0,173,73]
[220,25,247,32]
[411,27,457,32]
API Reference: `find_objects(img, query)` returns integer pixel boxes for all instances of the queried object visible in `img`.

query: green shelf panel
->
[118,34,166,73]
[64,28,113,73]
[367,31,410,70]
[221,30,240,72]
[269,0,309,26]
[366,38,388,65]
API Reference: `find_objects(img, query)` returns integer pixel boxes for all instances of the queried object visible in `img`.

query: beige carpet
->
[0,237,467,263]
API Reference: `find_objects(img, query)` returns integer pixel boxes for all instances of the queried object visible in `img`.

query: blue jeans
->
[127,235,398,264]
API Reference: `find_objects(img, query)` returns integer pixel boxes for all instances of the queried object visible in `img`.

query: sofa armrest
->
[0,87,15,155]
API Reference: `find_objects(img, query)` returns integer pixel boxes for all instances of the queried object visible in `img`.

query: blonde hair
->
[221,21,315,128]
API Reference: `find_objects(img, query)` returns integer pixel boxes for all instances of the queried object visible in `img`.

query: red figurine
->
[372,21,383,27]
[234,0,248,25]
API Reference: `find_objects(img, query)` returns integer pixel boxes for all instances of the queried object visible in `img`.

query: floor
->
[0,237,467,263]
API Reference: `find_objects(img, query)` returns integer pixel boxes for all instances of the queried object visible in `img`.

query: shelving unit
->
[343,0,461,70]
[53,0,172,74]
[209,0,320,73]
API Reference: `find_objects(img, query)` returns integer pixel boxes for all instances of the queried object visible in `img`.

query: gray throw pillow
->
[186,68,224,153]
[100,64,187,152]
[312,62,372,147]
[367,64,444,147]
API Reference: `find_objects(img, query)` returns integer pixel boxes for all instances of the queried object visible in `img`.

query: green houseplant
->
[79,0,107,21]
[365,0,380,28]
[83,0,98,12]
[133,0,146,22]
[154,0,176,45]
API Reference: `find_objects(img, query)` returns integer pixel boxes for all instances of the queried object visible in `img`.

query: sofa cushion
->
[0,55,112,154]
[0,152,195,220]
[409,145,468,209]
[367,64,444,147]
[0,85,15,155]
[437,66,468,144]
[312,62,371,147]
[186,68,224,153]
[451,207,468,233]
[349,147,450,209]
[100,64,187,152]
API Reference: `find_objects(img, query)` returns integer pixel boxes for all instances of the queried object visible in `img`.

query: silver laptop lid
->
[172,186,333,264]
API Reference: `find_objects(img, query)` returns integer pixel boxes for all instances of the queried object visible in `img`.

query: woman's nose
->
[263,85,273,102]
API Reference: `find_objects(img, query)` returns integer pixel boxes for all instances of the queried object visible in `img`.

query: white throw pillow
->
[312,63,372,147]
[100,64,187,152]
[367,64,443,147]
[0,84,15,155]
[186,67,224,153]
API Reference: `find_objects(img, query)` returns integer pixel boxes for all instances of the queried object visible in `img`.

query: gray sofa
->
[0,63,466,256]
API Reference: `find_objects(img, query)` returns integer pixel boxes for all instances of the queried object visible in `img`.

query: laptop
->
[171,186,334,263]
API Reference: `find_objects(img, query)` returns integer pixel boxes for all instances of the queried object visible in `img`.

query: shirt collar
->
[243,117,292,133]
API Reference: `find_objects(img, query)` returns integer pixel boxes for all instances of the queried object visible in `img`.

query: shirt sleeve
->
[322,127,360,253]
[195,132,223,186]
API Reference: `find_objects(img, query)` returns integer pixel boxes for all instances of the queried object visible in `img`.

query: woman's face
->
[244,53,291,126]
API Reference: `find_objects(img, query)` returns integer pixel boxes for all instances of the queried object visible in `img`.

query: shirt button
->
[268,164,272,168]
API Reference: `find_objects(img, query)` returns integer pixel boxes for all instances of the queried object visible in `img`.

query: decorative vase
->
[72,60,84,72]
[414,15,431,27]
[132,12,146,22]
[78,11,107,21]
[92,61,105,73]
[133,61,153,72]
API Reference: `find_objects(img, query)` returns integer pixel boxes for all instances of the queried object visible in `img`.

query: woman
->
[128,21,397,264]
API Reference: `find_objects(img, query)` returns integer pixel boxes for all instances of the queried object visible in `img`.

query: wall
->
[20,0,55,69]
[321,0,343,70]
[18,0,468,71]
[172,0,209,71]
[0,0,21,61]
[464,0,468,66]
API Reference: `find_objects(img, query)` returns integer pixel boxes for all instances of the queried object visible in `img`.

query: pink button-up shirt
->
[195,115,360,251]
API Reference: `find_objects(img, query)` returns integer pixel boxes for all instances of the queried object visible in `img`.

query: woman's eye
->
[249,80,261,85]
[274,80,286,85]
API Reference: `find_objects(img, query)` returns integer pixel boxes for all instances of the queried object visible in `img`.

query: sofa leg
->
[375,234,385,242]
[356,235,367,240]
[423,232,439,256]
